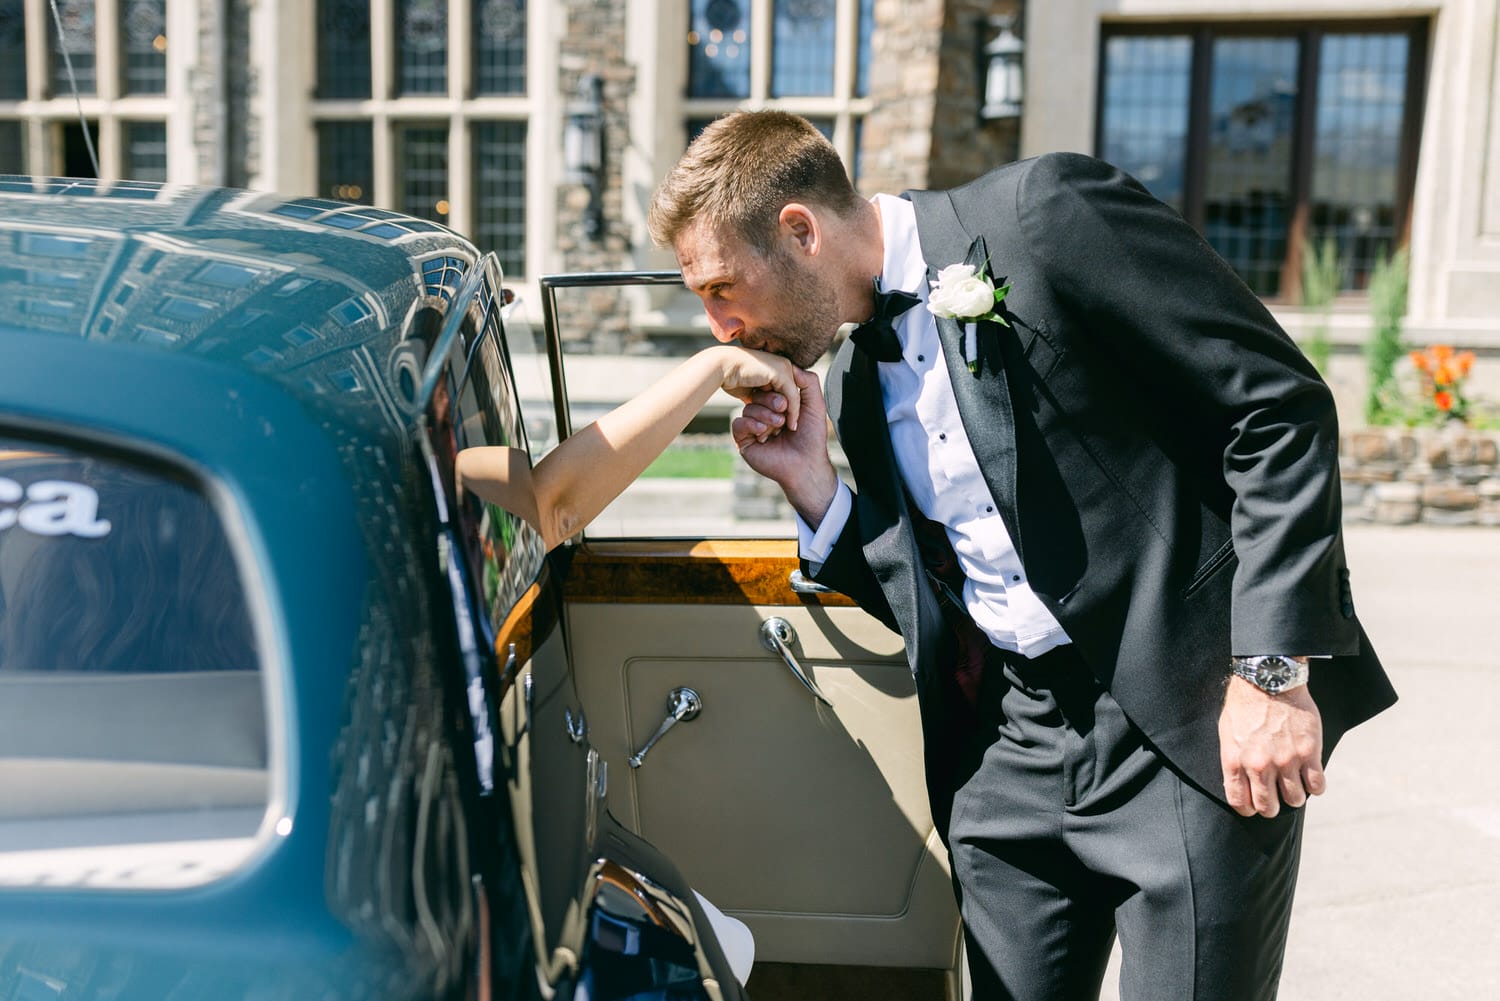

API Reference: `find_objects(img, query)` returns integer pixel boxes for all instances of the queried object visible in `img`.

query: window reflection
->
[48,0,95,96]
[771,0,836,98]
[473,121,527,280]
[317,0,372,99]
[1203,37,1300,297]
[475,0,526,95]
[688,0,750,98]
[397,124,451,224]
[318,121,375,205]
[123,121,167,182]
[121,0,167,95]
[397,0,449,96]
[1099,35,1192,212]
[0,0,25,100]
[1310,32,1409,291]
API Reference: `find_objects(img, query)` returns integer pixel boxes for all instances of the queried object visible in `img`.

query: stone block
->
[1371,482,1421,525]
[1346,429,1392,463]
[1421,482,1479,511]
[1395,432,1422,463]
[1423,435,1451,468]
[1476,437,1499,466]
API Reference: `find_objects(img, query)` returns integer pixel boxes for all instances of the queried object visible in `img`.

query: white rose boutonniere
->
[927,263,1011,373]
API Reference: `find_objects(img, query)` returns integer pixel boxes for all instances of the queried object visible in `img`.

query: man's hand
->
[708,345,801,433]
[1219,675,1325,818]
[732,368,839,525]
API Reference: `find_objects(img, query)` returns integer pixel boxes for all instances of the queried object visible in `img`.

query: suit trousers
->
[947,645,1304,1001]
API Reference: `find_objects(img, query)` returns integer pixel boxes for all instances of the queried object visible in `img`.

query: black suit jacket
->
[808,152,1396,807]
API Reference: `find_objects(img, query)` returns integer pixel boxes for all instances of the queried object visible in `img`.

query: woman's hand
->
[702,345,801,433]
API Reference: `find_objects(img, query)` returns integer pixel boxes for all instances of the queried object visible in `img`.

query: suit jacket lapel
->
[908,190,1024,560]
[826,341,938,655]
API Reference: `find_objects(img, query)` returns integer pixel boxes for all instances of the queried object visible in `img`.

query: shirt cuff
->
[796,480,853,569]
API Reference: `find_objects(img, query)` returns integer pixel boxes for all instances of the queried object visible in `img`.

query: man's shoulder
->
[951,152,1119,200]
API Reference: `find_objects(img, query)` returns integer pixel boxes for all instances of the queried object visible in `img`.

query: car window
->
[542,275,796,541]
[0,439,268,890]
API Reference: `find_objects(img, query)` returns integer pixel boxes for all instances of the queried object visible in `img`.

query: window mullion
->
[24,0,47,101]
[449,0,471,100]
[1283,27,1322,303]
[373,111,394,208]
[448,112,471,241]
[370,0,395,101]
[750,0,772,101]
[1182,27,1212,232]
[95,0,120,102]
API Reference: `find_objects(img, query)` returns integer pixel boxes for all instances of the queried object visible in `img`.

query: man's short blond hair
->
[648,111,862,254]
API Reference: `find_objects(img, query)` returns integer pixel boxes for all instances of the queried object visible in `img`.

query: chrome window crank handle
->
[760,617,833,707]
[628,687,702,769]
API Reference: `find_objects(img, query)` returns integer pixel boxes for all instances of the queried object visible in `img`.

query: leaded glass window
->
[0,121,23,174]
[689,0,750,98]
[317,0,371,99]
[1309,32,1410,291]
[122,121,167,181]
[0,0,25,100]
[397,0,448,96]
[121,0,166,95]
[1203,37,1300,297]
[473,121,526,281]
[1097,22,1425,298]
[771,0,835,97]
[317,122,374,205]
[49,0,96,97]
[475,0,525,95]
[397,124,450,224]
[1099,36,1192,212]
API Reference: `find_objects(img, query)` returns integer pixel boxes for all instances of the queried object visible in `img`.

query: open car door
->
[526,272,963,999]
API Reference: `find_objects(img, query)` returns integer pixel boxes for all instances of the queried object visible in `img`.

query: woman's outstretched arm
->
[457,344,801,550]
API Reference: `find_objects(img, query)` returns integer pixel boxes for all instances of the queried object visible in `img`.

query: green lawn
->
[641,446,735,478]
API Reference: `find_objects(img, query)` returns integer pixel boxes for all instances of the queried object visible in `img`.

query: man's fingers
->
[1303,762,1327,797]
[1222,765,1256,818]
[1277,769,1308,809]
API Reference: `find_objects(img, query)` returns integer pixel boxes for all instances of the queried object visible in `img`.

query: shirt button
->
[985,504,994,513]
[917,354,925,362]
[1011,575,1021,583]
[938,432,947,441]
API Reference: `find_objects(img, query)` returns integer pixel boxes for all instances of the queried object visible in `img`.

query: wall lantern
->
[979,13,1025,122]
[563,73,605,240]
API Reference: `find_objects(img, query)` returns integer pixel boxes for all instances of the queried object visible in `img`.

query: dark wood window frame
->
[1095,17,1429,303]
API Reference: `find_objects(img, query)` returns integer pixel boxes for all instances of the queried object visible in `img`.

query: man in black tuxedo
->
[649,111,1395,1000]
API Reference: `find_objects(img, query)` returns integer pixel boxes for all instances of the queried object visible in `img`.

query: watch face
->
[1260,657,1294,688]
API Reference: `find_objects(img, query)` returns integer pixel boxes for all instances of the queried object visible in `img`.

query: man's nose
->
[706,305,742,343]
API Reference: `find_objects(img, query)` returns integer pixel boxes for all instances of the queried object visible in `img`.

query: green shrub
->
[1298,236,1341,376]
[1365,248,1409,425]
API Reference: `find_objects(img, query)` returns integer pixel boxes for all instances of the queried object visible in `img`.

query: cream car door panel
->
[562,543,961,970]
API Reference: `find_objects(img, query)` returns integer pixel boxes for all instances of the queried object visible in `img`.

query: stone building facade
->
[0,0,1495,425]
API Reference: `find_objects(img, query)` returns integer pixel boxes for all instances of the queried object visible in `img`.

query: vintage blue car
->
[0,178,964,1001]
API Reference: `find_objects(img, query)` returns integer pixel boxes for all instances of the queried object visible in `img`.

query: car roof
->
[0,176,480,449]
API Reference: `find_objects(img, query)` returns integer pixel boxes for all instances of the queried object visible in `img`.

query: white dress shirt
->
[798,193,1070,659]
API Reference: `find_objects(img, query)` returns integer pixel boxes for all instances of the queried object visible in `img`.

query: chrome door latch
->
[628,687,702,769]
[760,617,833,707]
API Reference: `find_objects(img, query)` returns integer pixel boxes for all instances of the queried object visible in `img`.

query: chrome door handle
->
[789,569,833,594]
[760,617,833,707]
[628,687,702,769]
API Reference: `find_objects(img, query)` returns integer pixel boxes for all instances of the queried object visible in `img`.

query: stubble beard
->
[758,251,842,369]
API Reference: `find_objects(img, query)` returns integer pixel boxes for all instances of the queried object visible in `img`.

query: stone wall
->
[556,0,636,354]
[858,0,1022,199]
[736,425,1500,527]
[1342,427,1500,526]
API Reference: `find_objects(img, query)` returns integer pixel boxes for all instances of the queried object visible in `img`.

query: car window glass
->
[0,439,269,890]
[500,300,559,463]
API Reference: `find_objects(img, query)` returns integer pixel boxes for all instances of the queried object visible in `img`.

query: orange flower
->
[1434,391,1454,411]
[1458,351,1476,376]
[1410,350,1429,370]
[1434,365,1454,386]
[1433,344,1455,362]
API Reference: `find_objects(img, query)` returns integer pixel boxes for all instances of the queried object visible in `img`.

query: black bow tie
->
[849,281,919,363]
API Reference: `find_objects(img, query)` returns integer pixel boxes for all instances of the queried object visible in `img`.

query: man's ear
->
[778,203,820,257]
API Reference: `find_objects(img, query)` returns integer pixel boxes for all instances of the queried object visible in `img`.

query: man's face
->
[675,219,842,369]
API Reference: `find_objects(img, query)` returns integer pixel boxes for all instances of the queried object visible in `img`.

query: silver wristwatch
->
[1231,655,1309,695]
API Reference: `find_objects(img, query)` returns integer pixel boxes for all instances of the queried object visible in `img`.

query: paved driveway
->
[1100,523,1500,1000]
